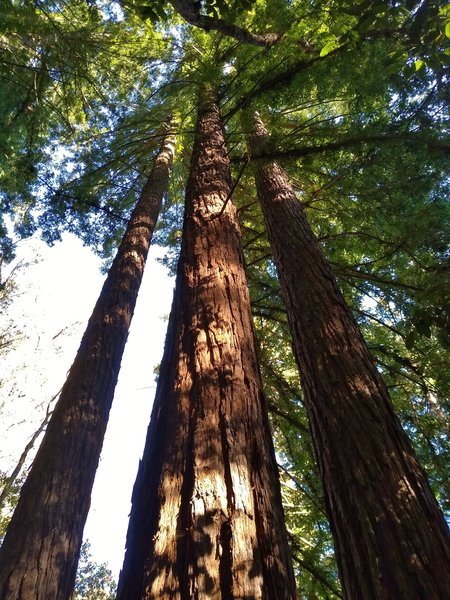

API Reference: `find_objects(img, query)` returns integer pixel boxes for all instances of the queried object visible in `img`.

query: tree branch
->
[170,0,280,46]
[0,392,59,511]
[232,133,450,163]
[288,533,343,598]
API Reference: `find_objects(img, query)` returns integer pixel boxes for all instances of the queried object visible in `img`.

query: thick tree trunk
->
[250,114,450,599]
[116,92,295,600]
[0,126,176,600]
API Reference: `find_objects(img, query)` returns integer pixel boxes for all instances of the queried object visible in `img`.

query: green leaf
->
[342,0,372,16]
[445,21,450,38]
[320,41,337,57]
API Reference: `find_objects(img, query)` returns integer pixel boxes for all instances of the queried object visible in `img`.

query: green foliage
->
[121,0,168,23]
[122,0,257,23]
[0,259,27,360]
[0,0,173,257]
[1,1,448,596]
[71,541,116,600]
[0,471,23,541]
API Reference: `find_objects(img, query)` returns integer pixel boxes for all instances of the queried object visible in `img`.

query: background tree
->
[71,541,116,600]
[249,112,449,598]
[0,126,175,599]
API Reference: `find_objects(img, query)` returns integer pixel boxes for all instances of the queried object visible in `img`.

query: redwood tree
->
[0,126,175,600]
[116,91,296,599]
[250,113,450,599]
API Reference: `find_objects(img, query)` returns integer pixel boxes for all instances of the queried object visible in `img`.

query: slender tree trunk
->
[250,113,450,599]
[0,395,55,512]
[0,125,176,600]
[116,92,295,600]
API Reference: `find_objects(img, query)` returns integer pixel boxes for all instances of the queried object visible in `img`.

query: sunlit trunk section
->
[117,92,295,600]
[250,112,450,600]
[0,125,176,600]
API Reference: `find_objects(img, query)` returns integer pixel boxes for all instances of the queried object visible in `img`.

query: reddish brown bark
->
[0,127,175,600]
[250,113,450,599]
[116,93,295,600]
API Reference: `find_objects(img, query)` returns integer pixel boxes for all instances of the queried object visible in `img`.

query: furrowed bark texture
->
[0,128,175,600]
[251,114,450,600]
[116,94,295,600]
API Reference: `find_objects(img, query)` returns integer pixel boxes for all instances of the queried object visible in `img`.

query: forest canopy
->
[0,1,449,598]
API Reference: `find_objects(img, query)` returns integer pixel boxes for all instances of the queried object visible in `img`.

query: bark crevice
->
[250,112,450,599]
[0,124,176,600]
[117,93,296,600]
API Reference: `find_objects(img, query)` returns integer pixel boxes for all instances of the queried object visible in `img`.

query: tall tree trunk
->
[0,125,176,600]
[250,113,450,599]
[116,92,295,600]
